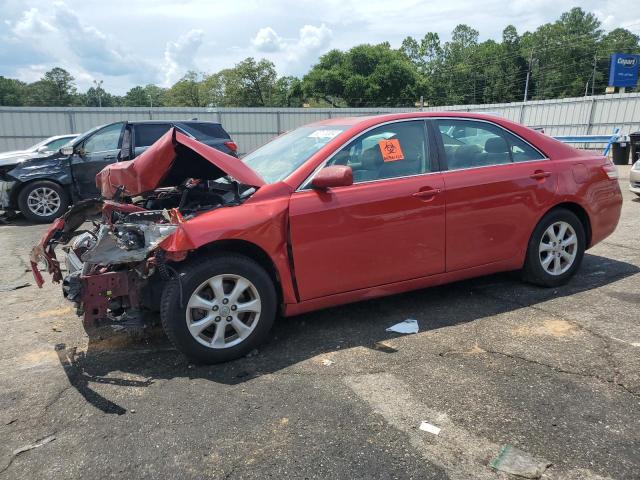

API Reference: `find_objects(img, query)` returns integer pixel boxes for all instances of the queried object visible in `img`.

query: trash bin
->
[629,131,640,164]
[612,141,630,165]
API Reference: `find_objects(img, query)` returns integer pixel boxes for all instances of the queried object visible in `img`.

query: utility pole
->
[523,50,533,103]
[93,79,103,107]
[148,93,153,108]
[591,54,597,96]
[419,95,424,111]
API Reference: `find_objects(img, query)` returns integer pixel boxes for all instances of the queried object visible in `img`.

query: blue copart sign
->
[609,53,640,88]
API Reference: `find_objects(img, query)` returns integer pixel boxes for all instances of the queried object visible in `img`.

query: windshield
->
[242,126,347,183]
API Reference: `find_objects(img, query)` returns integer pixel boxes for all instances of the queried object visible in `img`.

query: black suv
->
[0,121,237,223]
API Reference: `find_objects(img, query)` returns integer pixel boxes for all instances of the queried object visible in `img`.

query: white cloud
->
[11,7,55,36]
[163,29,205,85]
[249,23,333,75]
[1,0,639,94]
[252,27,284,52]
[52,2,160,81]
[298,24,332,49]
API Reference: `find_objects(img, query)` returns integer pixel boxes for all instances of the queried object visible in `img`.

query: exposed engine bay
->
[30,127,263,334]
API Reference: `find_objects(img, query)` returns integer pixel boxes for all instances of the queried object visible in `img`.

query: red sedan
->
[31,112,622,363]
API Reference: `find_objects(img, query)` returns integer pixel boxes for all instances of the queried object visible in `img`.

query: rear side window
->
[134,124,172,148]
[179,123,230,140]
[436,119,544,170]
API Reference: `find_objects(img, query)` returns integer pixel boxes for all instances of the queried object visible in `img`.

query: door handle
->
[411,188,441,199]
[104,155,116,160]
[530,170,551,180]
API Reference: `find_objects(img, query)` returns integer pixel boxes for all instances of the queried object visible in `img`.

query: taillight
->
[602,163,619,179]
[224,141,238,152]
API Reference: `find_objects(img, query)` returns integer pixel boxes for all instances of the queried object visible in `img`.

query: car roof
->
[308,111,505,128]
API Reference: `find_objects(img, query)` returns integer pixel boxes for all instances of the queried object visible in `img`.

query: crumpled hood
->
[0,150,51,167]
[96,128,264,199]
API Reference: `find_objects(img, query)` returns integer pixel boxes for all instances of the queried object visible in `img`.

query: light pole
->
[93,79,103,107]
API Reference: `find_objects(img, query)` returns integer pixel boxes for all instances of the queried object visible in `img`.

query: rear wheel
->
[160,254,276,363]
[18,180,69,223]
[522,208,586,287]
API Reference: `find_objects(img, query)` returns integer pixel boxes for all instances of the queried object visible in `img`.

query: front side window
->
[82,123,124,155]
[242,126,348,184]
[326,121,428,183]
[436,119,544,170]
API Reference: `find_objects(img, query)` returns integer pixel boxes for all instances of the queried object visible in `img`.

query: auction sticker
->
[378,139,404,162]
[308,129,341,139]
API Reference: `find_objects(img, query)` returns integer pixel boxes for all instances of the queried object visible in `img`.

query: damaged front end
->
[30,199,186,332]
[30,128,264,334]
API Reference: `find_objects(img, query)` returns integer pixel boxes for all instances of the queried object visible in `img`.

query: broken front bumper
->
[30,200,179,330]
[0,180,14,210]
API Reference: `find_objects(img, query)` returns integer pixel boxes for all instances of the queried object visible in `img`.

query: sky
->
[1,0,639,94]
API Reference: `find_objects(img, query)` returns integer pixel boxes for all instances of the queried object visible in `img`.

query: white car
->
[0,134,79,167]
[630,159,640,196]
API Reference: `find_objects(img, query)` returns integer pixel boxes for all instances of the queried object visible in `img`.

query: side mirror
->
[36,146,48,153]
[311,165,353,190]
[60,146,74,156]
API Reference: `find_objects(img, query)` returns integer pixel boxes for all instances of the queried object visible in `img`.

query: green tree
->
[303,43,419,107]
[222,58,279,106]
[123,84,167,106]
[272,76,304,107]
[166,71,207,107]
[25,67,79,106]
[521,7,603,99]
[0,76,26,105]
[83,85,121,107]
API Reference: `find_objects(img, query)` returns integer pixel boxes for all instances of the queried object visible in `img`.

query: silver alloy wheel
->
[185,274,261,349]
[26,187,61,217]
[538,221,578,276]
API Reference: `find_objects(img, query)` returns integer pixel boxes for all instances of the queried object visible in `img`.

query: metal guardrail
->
[553,128,622,155]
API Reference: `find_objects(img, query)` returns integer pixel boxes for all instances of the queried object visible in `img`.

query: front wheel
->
[18,180,69,223]
[160,254,277,363]
[522,208,586,287]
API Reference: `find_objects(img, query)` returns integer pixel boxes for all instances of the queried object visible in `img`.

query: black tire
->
[18,180,69,223]
[522,208,586,287]
[160,254,277,363]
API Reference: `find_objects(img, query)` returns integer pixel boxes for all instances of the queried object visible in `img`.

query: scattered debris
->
[321,359,335,366]
[490,445,551,479]
[52,327,62,332]
[130,409,136,414]
[372,341,398,353]
[0,282,31,293]
[12,434,56,456]
[419,421,441,435]
[385,319,419,334]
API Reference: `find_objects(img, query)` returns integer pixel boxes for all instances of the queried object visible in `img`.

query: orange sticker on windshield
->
[378,139,404,162]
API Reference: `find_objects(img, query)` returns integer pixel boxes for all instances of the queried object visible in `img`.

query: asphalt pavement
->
[0,167,638,479]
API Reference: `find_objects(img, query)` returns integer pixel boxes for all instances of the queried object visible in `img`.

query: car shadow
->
[54,252,639,415]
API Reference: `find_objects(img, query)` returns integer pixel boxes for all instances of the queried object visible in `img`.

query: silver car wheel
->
[538,221,578,276]
[185,274,261,349]
[26,187,61,217]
